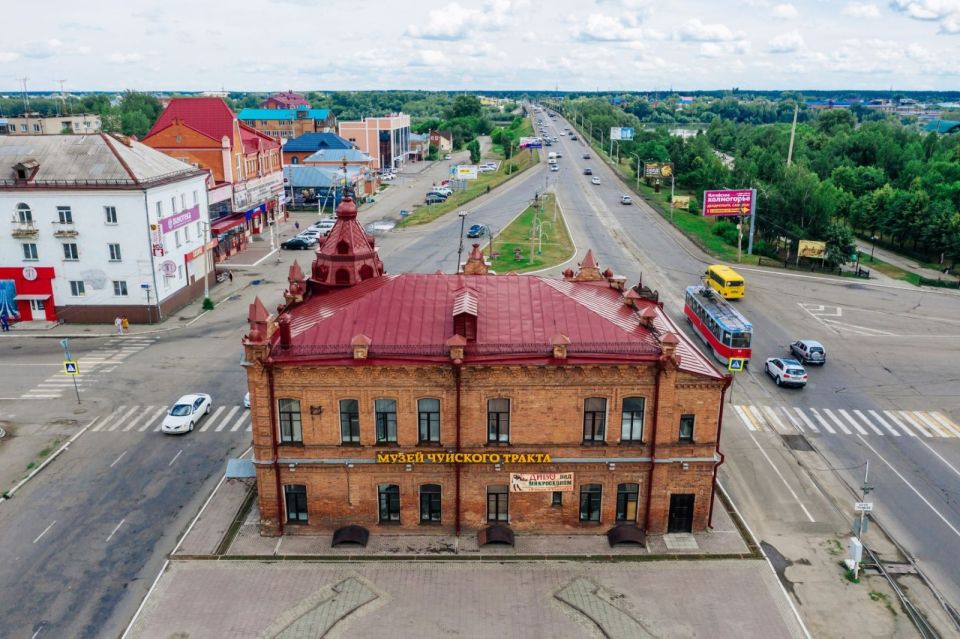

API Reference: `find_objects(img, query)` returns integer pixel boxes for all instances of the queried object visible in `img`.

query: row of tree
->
[0,91,164,138]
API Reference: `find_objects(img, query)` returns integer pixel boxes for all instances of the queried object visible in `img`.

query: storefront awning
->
[211,213,247,235]
[14,294,50,301]
[225,458,255,479]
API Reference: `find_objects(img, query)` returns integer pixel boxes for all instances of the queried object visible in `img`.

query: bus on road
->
[705,264,745,299]
[684,285,753,365]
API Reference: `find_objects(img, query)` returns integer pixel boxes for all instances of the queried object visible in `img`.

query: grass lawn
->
[487,194,574,273]
[397,148,538,228]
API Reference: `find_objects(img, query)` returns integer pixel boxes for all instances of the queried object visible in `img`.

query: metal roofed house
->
[237,108,337,142]
[0,133,212,324]
[260,91,311,110]
[282,132,353,165]
[241,197,730,541]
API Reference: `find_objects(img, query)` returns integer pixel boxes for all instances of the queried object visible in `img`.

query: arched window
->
[16,203,32,223]
[291,156,299,164]
[336,240,350,255]
[335,268,350,285]
[359,264,374,280]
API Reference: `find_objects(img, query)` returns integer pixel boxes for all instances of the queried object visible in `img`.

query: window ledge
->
[340,441,362,447]
[374,442,400,447]
[578,520,603,527]
[618,440,644,447]
[418,520,442,526]
[581,440,608,446]
[280,441,304,447]
[377,520,402,526]
[416,441,442,447]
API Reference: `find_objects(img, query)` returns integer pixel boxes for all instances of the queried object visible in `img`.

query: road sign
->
[854,502,873,512]
[63,361,79,375]
[728,358,746,372]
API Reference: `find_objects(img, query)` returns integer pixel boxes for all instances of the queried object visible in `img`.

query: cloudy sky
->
[3,0,960,92]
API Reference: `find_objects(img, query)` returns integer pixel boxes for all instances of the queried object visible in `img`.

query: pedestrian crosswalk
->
[19,337,157,399]
[89,404,252,434]
[733,404,960,439]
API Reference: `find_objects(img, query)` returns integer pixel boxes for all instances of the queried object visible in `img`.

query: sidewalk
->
[863,242,960,283]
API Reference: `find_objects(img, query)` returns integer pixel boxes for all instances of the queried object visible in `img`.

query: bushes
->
[712,220,740,246]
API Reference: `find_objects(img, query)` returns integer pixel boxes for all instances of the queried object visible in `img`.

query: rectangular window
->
[375,399,397,444]
[63,243,79,260]
[551,491,563,507]
[156,201,163,218]
[184,225,190,242]
[69,280,85,296]
[487,398,510,443]
[175,229,182,248]
[679,414,695,443]
[340,399,360,443]
[104,206,117,224]
[177,265,184,280]
[616,483,639,522]
[33,123,41,133]
[30,299,44,312]
[583,397,607,442]
[113,280,128,296]
[419,484,441,523]
[620,397,645,442]
[108,243,122,261]
[579,484,602,522]
[57,206,73,224]
[171,197,177,214]
[22,243,38,260]
[181,194,186,210]
[378,484,400,522]
[193,190,199,205]
[277,399,302,443]
[197,221,203,240]
[418,398,440,443]
[284,484,308,523]
[487,485,509,522]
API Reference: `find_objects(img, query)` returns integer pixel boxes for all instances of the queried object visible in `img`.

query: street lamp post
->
[870,235,879,262]
[630,153,642,191]
[456,211,468,273]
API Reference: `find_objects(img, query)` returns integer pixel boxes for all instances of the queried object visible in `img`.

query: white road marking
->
[106,518,125,542]
[124,406,154,432]
[168,450,182,466]
[733,405,758,431]
[822,409,852,434]
[33,521,55,544]
[245,424,252,432]
[200,406,225,432]
[140,407,167,432]
[837,409,873,435]
[887,411,928,437]
[911,412,950,438]
[214,406,240,432]
[793,407,820,433]
[930,412,960,438]
[867,410,904,437]
[20,394,61,399]
[856,435,960,539]
[109,451,127,468]
[780,406,803,432]
[108,406,139,432]
[808,408,836,434]
[94,407,123,432]
[741,421,816,523]
[748,405,769,431]
[762,405,790,434]
[900,411,940,437]
[230,411,249,432]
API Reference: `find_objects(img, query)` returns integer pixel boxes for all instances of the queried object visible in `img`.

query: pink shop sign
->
[160,205,201,234]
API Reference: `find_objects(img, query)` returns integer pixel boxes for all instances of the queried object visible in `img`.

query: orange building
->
[142,98,285,262]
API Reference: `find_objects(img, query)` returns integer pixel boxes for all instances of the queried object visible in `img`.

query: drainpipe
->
[708,375,733,529]
[454,363,463,536]
[643,360,663,532]
[265,362,284,536]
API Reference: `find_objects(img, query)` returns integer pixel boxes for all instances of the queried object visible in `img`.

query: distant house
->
[428,129,453,152]
[2,112,101,135]
[806,99,861,110]
[923,120,960,134]
[237,107,336,142]
[282,132,353,165]
[260,91,310,110]
[409,132,428,161]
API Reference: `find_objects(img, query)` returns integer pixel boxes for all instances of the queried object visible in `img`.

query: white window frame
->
[113,280,128,296]
[104,206,117,225]
[69,280,85,296]
[63,243,79,261]
[22,243,38,261]
[108,243,122,261]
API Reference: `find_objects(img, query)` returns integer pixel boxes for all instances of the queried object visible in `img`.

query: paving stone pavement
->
[265,577,378,639]
[555,577,659,638]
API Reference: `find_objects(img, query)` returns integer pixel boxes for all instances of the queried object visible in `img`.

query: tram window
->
[731,332,751,348]
[723,331,731,345]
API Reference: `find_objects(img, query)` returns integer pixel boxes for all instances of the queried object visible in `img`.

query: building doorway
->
[667,494,695,533]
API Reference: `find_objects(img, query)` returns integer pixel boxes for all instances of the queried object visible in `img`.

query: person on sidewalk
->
[294,221,300,232]
[0,312,9,332]
[228,271,233,283]
[121,316,129,334]
[114,316,123,335]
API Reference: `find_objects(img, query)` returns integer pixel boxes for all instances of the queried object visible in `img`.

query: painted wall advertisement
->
[702,189,754,217]
[519,136,543,148]
[510,472,574,492]
[798,240,827,259]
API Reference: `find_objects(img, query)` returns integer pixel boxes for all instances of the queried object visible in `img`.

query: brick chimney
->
[659,332,679,358]
[284,260,307,305]
[638,305,657,328]
[447,334,467,363]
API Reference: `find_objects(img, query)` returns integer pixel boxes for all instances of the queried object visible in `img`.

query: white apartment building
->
[2,112,102,135]
[0,134,212,325]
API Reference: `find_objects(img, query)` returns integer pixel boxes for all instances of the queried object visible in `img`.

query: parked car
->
[380,173,396,181]
[281,237,315,250]
[583,153,591,159]
[310,219,336,233]
[790,340,826,365]
[591,177,601,185]
[583,167,593,175]
[243,392,250,409]
[466,224,488,238]
[297,231,322,243]
[425,193,447,204]
[431,186,453,196]
[570,135,578,141]
[550,165,560,172]
[426,190,450,200]
[621,195,633,205]
[764,358,808,388]
[161,393,211,434]
[444,153,452,160]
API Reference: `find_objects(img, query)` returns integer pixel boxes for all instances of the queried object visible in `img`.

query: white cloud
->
[572,13,644,41]
[842,2,881,17]
[889,0,960,20]
[0,52,19,63]
[676,19,739,42]
[700,40,751,57]
[108,52,144,64]
[772,3,798,18]
[940,16,960,30]
[767,30,805,52]
[404,0,517,40]
[22,39,64,59]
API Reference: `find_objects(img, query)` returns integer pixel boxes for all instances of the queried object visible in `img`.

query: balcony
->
[11,219,39,238]
[53,223,79,238]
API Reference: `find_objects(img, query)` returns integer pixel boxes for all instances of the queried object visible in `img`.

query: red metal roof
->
[147,97,237,142]
[272,273,721,378]
[239,123,281,153]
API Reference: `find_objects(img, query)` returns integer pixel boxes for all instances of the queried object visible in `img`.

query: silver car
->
[790,340,826,365]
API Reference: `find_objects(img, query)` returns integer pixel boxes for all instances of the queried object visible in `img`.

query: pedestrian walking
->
[121,316,129,334]
[114,316,123,335]
[294,221,300,231]
[228,271,233,283]
[0,312,9,332]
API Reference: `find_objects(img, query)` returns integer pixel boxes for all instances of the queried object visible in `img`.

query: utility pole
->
[786,103,799,167]
[59,338,80,404]
[456,211,468,273]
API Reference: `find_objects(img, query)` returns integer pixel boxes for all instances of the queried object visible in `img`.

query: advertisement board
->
[610,127,635,141]
[702,189,754,217]
[672,195,691,209]
[798,240,827,259]
[456,165,479,180]
[510,472,574,492]
[644,162,674,179]
[159,205,201,234]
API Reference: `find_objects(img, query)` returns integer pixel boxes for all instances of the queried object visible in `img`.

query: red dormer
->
[310,196,385,289]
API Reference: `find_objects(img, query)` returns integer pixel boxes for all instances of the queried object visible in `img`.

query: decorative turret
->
[310,196,385,289]
[462,243,489,275]
[567,249,603,282]
[284,261,307,305]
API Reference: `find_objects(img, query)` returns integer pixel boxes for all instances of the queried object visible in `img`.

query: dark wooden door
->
[668,494,695,533]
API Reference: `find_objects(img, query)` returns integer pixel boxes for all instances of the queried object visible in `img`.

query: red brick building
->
[260,91,310,110]
[242,198,730,543]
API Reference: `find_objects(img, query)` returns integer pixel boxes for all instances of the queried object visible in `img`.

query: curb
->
[170,551,763,563]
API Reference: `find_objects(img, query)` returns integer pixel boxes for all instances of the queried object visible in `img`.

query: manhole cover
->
[781,434,813,451]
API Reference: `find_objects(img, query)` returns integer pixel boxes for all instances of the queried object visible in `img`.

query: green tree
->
[466,139,481,163]
[823,222,856,266]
